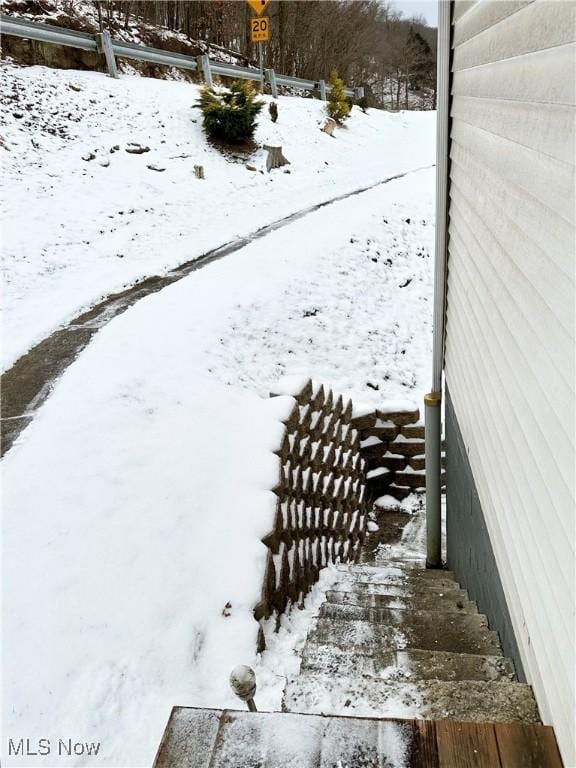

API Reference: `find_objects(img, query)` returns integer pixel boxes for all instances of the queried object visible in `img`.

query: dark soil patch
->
[206,134,259,162]
[362,508,413,563]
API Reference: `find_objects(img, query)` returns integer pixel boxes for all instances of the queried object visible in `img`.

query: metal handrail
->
[0,14,363,100]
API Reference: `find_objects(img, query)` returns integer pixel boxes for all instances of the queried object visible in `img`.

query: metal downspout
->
[426,0,451,568]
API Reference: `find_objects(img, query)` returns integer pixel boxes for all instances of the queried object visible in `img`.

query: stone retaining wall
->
[353,404,446,501]
[254,378,368,650]
[254,381,446,650]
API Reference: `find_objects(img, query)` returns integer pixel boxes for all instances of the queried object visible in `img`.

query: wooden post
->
[319,79,327,101]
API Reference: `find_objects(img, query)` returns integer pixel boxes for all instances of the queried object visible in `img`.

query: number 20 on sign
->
[251,16,269,43]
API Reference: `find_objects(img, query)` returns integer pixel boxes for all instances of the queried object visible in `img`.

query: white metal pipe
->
[431,0,451,392]
[426,0,451,568]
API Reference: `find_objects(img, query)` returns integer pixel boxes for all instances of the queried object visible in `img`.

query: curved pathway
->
[1,166,432,456]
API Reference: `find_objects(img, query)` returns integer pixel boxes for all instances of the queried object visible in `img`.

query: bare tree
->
[88,0,436,110]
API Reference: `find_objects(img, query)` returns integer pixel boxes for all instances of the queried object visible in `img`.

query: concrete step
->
[359,556,427,570]
[324,590,479,614]
[337,562,457,577]
[319,603,485,625]
[332,575,464,595]
[283,674,540,724]
[320,592,478,619]
[300,644,515,682]
[308,616,503,656]
[329,580,469,600]
[334,563,461,593]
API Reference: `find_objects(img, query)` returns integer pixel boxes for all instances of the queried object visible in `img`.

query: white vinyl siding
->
[445,1,575,764]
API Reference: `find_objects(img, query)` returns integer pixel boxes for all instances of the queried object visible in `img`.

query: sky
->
[392,1,439,27]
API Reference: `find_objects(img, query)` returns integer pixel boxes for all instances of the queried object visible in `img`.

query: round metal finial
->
[229,665,257,712]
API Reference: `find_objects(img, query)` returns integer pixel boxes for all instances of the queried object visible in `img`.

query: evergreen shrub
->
[198,81,263,143]
[327,70,351,123]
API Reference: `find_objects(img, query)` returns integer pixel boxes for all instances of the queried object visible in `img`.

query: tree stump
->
[263,145,290,172]
[194,165,205,180]
[321,118,337,136]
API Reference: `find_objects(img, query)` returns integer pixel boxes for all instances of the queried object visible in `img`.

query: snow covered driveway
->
[1,164,432,455]
[3,163,435,767]
[1,61,435,371]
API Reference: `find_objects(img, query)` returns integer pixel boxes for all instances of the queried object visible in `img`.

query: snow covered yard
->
[208,172,435,406]
[2,54,436,767]
[3,161,435,766]
[0,60,435,370]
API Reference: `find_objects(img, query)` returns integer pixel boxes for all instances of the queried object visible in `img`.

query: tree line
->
[92,1,437,110]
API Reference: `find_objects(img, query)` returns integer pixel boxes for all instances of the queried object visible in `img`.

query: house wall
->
[445,1,575,764]
[445,387,526,680]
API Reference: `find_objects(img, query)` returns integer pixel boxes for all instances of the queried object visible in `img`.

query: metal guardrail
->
[0,14,363,100]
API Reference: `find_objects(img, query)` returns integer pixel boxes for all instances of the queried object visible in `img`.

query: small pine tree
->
[326,70,351,123]
[357,96,369,114]
[198,81,263,144]
[269,101,278,123]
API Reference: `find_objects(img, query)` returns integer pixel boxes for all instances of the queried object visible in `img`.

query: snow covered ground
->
[2,59,436,768]
[3,164,435,766]
[208,173,435,407]
[1,60,434,370]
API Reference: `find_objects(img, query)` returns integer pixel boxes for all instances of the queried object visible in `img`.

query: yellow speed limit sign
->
[246,0,270,14]
[250,16,269,43]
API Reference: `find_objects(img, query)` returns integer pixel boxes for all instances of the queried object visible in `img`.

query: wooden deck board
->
[496,722,564,768]
[414,719,440,767]
[436,720,501,767]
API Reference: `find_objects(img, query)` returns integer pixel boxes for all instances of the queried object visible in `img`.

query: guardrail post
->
[95,31,117,79]
[266,68,278,98]
[354,86,365,100]
[196,54,213,87]
[318,79,327,101]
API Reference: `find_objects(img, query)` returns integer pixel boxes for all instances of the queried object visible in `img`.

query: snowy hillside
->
[2,57,436,768]
[1,60,434,370]
[2,0,248,69]
[3,168,436,767]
